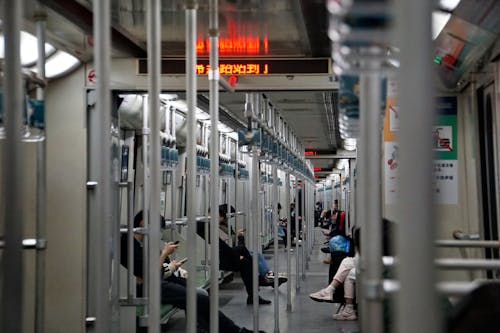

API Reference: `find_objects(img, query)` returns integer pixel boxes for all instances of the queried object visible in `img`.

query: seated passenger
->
[310,220,394,322]
[309,255,358,321]
[278,202,302,246]
[219,204,287,288]
[196,204,278,305]
[120,211,265,333]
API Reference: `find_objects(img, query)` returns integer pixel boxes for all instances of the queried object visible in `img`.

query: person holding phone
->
[120,210,264,333]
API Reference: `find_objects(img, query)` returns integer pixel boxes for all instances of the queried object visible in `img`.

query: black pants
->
[161,277,241,333]
[196,222,255,298]
[219,242,254,298]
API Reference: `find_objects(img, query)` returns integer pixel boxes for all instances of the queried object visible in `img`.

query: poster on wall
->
[433,160,458,204]
[384,141,399,204]
[389,105,400,132]
[383,95,458,205]
[433,96,458,204]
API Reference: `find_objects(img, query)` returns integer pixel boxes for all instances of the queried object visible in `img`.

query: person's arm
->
[236,229,246,247]
[162,260,183,279]
[160,242,182,279]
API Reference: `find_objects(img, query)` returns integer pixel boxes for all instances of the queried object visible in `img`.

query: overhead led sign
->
[304,151,318,156]
[137,58,331,76]
[196,37,269,56]
[196,63,269,75]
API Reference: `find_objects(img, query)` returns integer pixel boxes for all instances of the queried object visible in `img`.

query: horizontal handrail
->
[383,256,500,270]
[383,279,497,296]
[435,240,500,248]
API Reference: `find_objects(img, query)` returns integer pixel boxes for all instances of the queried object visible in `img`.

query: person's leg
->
[331,257,355,285]
[161,280,243,333]
[333,274,357,321]
[239,256,271,304]
[249,251,270,276]
[309,257,354,302]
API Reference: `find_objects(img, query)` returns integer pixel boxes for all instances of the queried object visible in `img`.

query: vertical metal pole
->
[234,141,239,232]
[331,178,335,210]
[35,8,47,333]
[171,108,178,241]
[323,183,326,210]
[301,179,306,279]
[295,177,300,290]
[251,98,260,333]
[285,172,292,311]
[185,2,198,332]
[1,1,24,332]
[358,62,383,333]
[142,95,150,318]
[127,182,135,298]
[396,1,440,333]
[92,0,112,330]
[272,164,280,333]
[307,183,316,253]
[349,159,356,228]
[208,0,220,330]
[147,0,161,330]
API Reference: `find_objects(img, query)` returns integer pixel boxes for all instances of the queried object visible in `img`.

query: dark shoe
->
[321,247,330,253]
[247,296,271,305]
[258,276,274,287]
[278,275,288,286]
[240,328,266,333]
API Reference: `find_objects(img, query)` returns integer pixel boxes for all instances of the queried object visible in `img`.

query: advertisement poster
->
[384,141,399,204]
[383,92,458,205]
[433,97,458,204]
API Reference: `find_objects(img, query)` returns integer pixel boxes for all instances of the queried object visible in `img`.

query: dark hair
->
[217,204,235,218]
[133,210,166,230]
[277,203,282,210]
[382,218,394,256]
[351,218,395,255]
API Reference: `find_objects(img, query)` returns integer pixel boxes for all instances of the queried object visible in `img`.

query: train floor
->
[161,228,360,333]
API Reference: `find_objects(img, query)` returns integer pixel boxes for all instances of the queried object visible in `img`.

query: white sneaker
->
[309,287,333,302]
[332,306,357,321]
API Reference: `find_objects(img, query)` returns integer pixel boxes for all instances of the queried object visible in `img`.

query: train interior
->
[1,0,500,332]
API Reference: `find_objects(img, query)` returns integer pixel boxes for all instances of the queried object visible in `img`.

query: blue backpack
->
[329,235,350,253]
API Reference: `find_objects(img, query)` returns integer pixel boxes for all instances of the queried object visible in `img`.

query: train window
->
[37,51,80,79]
[0,31,56,66]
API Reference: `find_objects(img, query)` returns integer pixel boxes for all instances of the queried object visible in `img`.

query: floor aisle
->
[162,228,360,333]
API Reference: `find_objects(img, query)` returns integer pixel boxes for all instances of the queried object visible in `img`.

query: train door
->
[477,83,499,278]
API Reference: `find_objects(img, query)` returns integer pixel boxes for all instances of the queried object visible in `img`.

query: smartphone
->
[179,257,188,264]
[173,240,180,245]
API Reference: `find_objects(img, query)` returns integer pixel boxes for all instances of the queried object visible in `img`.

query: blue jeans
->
[249,251,270,276]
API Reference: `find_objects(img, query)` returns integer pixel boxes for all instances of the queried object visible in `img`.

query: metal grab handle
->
[0,238,47,250]
[453,230,480,240]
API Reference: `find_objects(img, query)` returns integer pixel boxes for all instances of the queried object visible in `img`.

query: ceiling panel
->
[217,90,339,176]
[73,0,312,57]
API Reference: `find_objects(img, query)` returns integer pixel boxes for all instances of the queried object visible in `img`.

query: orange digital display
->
[196,63,269,75]
[137,58,330,75]
[305,151,317,156]
[196,37,268,56]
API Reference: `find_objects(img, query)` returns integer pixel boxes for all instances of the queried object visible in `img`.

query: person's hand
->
[236,228,245,237]
[170,259,184,271]
[162,241,179,256]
